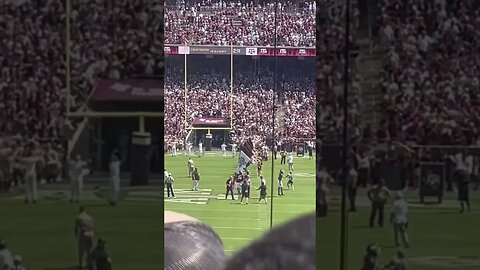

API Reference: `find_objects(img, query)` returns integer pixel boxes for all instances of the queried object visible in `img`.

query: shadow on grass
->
[350,225,370,229]
[44,266,79,270]
[82,203,111,208]
[380,244,399,250]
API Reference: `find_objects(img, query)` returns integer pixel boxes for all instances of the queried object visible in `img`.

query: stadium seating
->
[0,0,163,157]
[377,0,480,145]
[165,0,315,47]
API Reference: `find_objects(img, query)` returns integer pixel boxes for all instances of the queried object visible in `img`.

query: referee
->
[166,173,175,198]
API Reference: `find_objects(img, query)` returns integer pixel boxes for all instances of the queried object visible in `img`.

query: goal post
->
[182,43,235,131]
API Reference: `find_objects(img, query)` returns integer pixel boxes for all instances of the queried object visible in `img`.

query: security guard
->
[257,181,267,204]
[225,176,235,200]
[278,170,285,196]
[192,168,200,191]
[367,179,391,228]
[280,150,287,165]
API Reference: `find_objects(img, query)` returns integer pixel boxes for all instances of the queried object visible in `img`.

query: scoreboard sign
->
[297,143,305,157]
[419,162,445,203]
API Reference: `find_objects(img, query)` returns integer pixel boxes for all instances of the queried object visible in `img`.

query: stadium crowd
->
[0,0,163,189]
[378,0,480,145]
[283,78,316,139]
[165,0,315,47]
[164,67,314,147]
[316,0,362,142]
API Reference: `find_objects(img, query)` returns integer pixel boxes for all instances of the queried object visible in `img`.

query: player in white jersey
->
[22,148,43,204]
[108,151,122,206]
[0,239,14,269]
[70,155,88,203]
[44,146,61,184]
[198,141,203,157]
[221,142,227,156]
[188,158,195,177]
[186,142,193,156]
[231,143,237,157]
[260,175,266,186]
[172,142,177,157]
[287,153,294,171]
[164,169,169,181]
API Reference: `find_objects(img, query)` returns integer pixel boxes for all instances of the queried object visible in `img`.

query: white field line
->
[194,216,261,221]
[164,207,312,213]
[222,237,255,240]
[212,226,262,231]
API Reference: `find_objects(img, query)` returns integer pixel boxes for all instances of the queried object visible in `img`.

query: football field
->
[164,151,315,254]
[318,188,480,269]
[0,184,162,270]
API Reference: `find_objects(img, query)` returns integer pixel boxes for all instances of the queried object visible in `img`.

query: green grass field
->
[318,188,480,269]
[164,151,315,254]
[0,185,162,270]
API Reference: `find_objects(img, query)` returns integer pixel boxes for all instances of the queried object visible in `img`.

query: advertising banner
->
[91,78,163,102]
[165,44,315,57]
[192,117,229,127]
[297,143,305,157]
[419,162,445,203]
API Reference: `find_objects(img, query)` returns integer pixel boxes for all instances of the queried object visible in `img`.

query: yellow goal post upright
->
[64,0,163,186]
[64,0,163,151]
[182,43,235,144]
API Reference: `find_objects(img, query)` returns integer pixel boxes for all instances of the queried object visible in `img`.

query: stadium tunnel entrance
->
[70,116,162,174]
[193,129,230,148]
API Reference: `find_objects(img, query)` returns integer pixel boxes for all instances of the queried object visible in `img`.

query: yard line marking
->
[212,227,262,231]
[257,202,264,231]
[195,216,261,221]
[165,208,311,214]
[268,203,315,207]
[222,237,255,240]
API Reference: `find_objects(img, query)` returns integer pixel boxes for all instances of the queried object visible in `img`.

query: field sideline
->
[318,187,480,269]
[0,184,162,270]
[164,150,315,254]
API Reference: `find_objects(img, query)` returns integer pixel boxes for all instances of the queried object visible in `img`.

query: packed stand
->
[71,0,163,110]
[316,0,362,142]
[0,0,163,190]
[377,0,480,145]
[164,69,316,146]
[164,73,186,146]
[0,0,66,160]
[165,0,315,47]
[164,70,277,145]
[282,76,316,139]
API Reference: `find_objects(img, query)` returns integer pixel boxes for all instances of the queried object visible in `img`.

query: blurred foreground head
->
[224,213,316,270]
[164,211,226,270]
